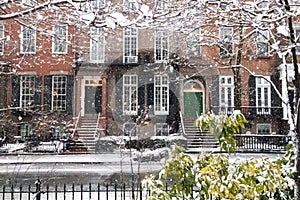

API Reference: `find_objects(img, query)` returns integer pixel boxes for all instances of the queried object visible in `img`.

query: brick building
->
[0,0,295,150]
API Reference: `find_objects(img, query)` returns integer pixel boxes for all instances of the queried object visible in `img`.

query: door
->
[83,79,102,116]
[184,92,203,117]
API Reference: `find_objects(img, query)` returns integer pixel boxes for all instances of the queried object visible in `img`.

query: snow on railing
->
[179,111,186,136]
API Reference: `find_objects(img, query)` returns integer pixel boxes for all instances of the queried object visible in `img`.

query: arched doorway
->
[183,80,205,118]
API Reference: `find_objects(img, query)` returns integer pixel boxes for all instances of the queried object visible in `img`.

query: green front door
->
[184,92,203,117]
[84,85,97,115]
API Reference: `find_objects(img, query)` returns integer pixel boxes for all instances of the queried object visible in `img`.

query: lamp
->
[73,52,82,76]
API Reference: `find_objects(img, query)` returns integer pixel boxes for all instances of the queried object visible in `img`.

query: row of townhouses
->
[0,0,297,150]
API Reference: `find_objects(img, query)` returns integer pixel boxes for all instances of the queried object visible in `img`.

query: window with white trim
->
[124,0,137,11]
[219,27,233,56]
[20,76,35,109]
[156,0,168,10]
[186,29,200,56]
[90,27,104,63]
[154,75,169,115]
[220,76,234,114]
[53,25,67,54]
[124,28,137,63]
[123,123,137,136]
[256,76,271,114]
[256,29,269,56]
[0,24,4,55]
[21,26,36,54]
[52,76,67,111]
[155,30,168,62]
[91,0,105,9]
[257,123,271,135]
[123,75,138,115]
[155,123,169,136]
[20,124,32,138]
[295,27,300,54]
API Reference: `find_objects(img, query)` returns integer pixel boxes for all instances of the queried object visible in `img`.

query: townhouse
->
[0,0,295,150]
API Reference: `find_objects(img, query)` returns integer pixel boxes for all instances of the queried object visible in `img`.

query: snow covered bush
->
[143,148,295,200]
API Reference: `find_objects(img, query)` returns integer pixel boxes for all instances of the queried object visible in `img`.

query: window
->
[20,124,32,138]
[295,27,300,54]
[53,25,67,54]
[91,0,105,9]
[256,0,268,9]
[156,0,168,10]
[123,123,137,136]
[257,123,271,135]
[154,75,169,115]
[124,28,138,63]
[257,29,269,56]
[90,27,104,63]
[123,75,138,115]
[20,76,35,109]
[186,29,200,56]
[155,30,168,62]
[256,76,271,114]
[52,76,67,111]
[155,123,169,136]
[0,24,3,55]
[124,0,137,11]
[21,26,36,54]
[219,27,233,56]
[220,76,234,114]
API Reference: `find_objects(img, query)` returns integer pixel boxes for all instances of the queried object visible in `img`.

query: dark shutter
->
[211,75,219,114]
[66,75,74,114]
[248,75,256,117]
[270,74,282,117]
[115,74,123,116]
[34,76,42,110]
[138,85,145,116]
[11,75,20,108]
[44,75,52,111]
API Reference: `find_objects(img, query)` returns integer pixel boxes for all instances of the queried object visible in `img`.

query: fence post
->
[35,179,41,200]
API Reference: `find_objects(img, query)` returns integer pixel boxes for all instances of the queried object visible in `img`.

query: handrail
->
[94,112,101,138]
[72,109,82,137]
[179,111,186,136]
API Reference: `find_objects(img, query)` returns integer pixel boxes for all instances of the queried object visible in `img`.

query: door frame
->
[183,80,205,117]
[81,76,102,116]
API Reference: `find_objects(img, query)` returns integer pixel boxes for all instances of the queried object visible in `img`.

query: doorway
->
[82,78,102,116]
[183,80,204,118]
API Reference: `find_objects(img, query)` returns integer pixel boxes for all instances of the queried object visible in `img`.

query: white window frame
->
[154,75,169,115]
[124,28,138,63]
[186,29,201,57]
[256,76,271,114]
[256,29,269,56]
[123,75,138,115]
[90,27,105,63]
[155,30,169,62]
[219,27,233,56]
[155,123,169,136]
[20,26,36,54]
[52,75,67,111]
[219,76,234,115]
[123,123,137,136]
[20,76,35,109]
[52,25,68,54]
[156,0,168,10]
[256,123,272,135]
[124,0,137,11]
[91,0,105,9]
[20,124,32,138]
[295,27,300,54]
[0,24,4,55]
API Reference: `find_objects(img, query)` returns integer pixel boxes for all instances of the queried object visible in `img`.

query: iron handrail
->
[94,112,102,138]
[179,111,186,136]
[72,109,82,137]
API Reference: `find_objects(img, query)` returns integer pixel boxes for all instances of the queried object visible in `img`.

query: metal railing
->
[179,111,186,136]
[94,112,101,139]
[72,109,82,138]
[235,134,291,152]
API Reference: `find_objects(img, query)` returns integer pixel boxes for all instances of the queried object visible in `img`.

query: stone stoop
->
[181,118,219,149]
[75,117,99,152]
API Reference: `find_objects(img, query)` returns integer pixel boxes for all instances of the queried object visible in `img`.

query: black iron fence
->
[235,134,291,152]
[1,181,151,200]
